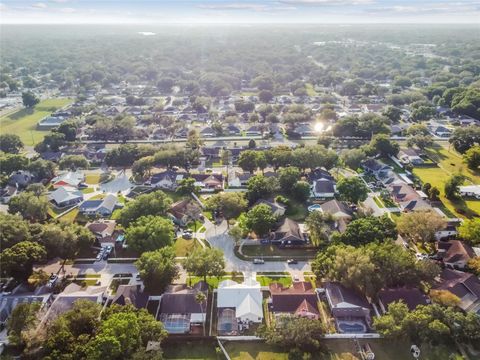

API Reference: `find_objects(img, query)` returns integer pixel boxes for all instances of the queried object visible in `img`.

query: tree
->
[397,210,446,243]
[257,316,325,352]
[0,213,31,249]
[35,132,66,152]
[373,301,409,338]
[135,247,179,292]
[382,105,402,123]
[429,290,461,307]
[336,176,368,204]
[464,145,480,170]
[27,159,56,180]
[368,134,399,157]
[337,215,397,246]
[449,126,480,154]
[228,225,245,246]
[246,174,279,203]
[444,174,465,200]
[0,133,23,154]
[278,167,301,194]
[467,257,480,276]
[0,241,46,281]
[117,190,172,227]
[205,192,247,224]
[176,177,199,195]
[58,155,90,170]
[56,121,78,142]
[292,181,311,202]
[457,218,480,245]
[7,302,41,347]
[195,292,207,336]
[238,150,260,173]
[125,215,175,253]
[0,153,28,175]
[407,124,430,136]
[182,247,225,282]
[259,90,274,103]
[8,191,49,222]
[340,148,366,170]
[407,134,434,150]
[22,91,39,108]
[39,222,95,260]
[305,211,334,246]
[244,204,277,237]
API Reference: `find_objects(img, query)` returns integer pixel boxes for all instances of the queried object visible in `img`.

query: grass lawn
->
[285,198,308,221]
[373,196,385,208]
[305,83,318,96]
[57,208,79,223]
[241,244,318,259]
[163,340,218,359]
[256,275,292,287]
[174,237,202,257]
[224,339,461,360]
[81,187,95,194]
[187,272,244,288]
[412,144,480,218]
[0,98,73,145]
[85,173,101,185]
[187,220,204,232]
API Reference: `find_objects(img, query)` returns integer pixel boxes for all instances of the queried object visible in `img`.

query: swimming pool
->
[308,204,323,212]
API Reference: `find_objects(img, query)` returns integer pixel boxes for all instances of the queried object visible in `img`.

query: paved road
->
[204,219,311,275]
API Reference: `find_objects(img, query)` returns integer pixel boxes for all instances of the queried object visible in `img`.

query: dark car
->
[286,259,298,264]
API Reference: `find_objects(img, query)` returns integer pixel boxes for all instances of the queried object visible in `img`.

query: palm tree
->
[195,291,207,336]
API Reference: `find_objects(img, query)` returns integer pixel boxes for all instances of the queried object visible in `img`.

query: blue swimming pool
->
[338,322,367,333]
[308,204,322,212]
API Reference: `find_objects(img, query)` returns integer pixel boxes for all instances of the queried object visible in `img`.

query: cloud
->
[198,3,270,11]
[50,0,69,2]
[280,0,374,5]
[31,2,47,9]
[59,7,75,13]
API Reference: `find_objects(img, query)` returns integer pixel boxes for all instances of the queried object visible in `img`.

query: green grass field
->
[174,237,202,257]
[256,275,292,287]
[412,144,480,218]
[0,98,73,145]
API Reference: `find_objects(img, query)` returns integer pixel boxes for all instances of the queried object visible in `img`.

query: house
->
[86,219,118,247]
[459,185,480,199]
[200,126,216,138]
[39,151,63,162]
[437,240,475,270]
[319,199,353,220]
[228,170,253,188]
[37,115,68,130]
[254,199,286,217]
[386,180,432,212]
[270,218,306,246]
[269,282,319,320]
[294,123,315,137]
[111,285,148,309]
[429,125,451,138]
[0,284,52,326]
[434,269,480,315]
[311,178,336,199]
[45,284,106,322]
[377,288,429,313]
[150,170,185,190]
[79,194,121,217]
[51,171,85,189]
[245,125,262,137]
[217,276,263,335]
[0,185,17,204]
[190,173,224,192]
[159,282,208,334]
[8,170,34,189]
[226,124,241,136]
[361,159,392,179]
[398,149,424,165]
[168,199,202,226]
[324,282,371,333]
[48,186,84,208]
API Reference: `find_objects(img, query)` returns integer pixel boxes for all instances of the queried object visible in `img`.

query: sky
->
[1,0,479,24]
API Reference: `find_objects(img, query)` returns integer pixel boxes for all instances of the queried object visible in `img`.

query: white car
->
[415,253,428,261]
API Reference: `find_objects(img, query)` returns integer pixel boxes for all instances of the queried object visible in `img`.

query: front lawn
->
[241,244,318,259]
[0,98,73,145]
[85,173,101,185]
[174,237,202,257]
[187,272,244,288]
[256,275,292,287]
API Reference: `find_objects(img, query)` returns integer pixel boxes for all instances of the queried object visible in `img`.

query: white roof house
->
[217,276,263,323]
[48,186,84,207]
[51,171,85,188]
[459,185,480,199]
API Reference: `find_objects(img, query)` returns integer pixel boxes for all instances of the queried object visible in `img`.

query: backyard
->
[0,98,73,145]
[412,144,480,218]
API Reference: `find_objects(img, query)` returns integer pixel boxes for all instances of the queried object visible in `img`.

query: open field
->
[0,98,73,145]
[174,237,202,257]
[412,144,480,218]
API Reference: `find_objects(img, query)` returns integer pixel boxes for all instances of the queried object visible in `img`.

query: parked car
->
[105,245,113,255]
[286,259,298,264]
[182,230,193,239]
[415,253,428,261]
[96,249,105,261]
[253,258,265,264]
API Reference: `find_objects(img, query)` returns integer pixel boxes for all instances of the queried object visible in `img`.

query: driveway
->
[204,219,311,274]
